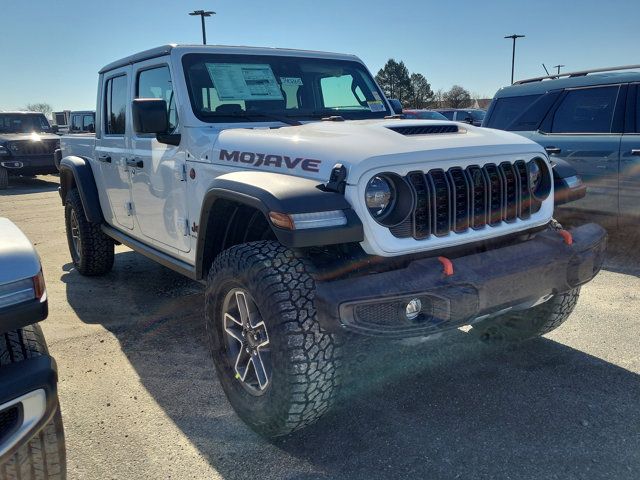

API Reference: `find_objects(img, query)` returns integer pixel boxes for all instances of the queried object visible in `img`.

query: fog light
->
[405,298,422,321]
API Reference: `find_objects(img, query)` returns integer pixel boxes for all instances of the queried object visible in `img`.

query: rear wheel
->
[0,325,66,479]
[205,241,342,437]
[0,167,8,189]
[472,288,581,343]
[64,189,114,276]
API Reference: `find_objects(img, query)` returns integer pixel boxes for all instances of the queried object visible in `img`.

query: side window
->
[551,86,619,134]
[71,115,82,131]
[137,66,176,131]
[441,111,454,120]
[83,115,95,132]
[320,75,365,109]
[104,75,127,135]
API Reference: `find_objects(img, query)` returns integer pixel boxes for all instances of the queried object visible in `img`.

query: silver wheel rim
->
[70,209,81,260]
[222,288,271,395]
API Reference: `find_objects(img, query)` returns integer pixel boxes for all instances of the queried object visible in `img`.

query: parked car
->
[0,112,60,189]
[0,218,66,478]
[403,109,449,120]
[59,44,606,437]
[436,108,486,126]
[67,111,95,134]
[483,65,640,225]
[51,111,70,135]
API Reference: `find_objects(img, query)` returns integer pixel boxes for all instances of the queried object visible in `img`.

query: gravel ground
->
[1,174,639,480]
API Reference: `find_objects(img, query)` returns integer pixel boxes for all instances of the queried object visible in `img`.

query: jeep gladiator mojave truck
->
[59,44,607,437]
[0,218,66,479]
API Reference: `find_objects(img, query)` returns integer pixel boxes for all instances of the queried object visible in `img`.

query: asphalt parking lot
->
[1,174,639,480]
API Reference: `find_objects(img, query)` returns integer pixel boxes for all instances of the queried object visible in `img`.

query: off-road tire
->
[0,167,8,190]
[472,288,581,343]
[0,325,66,479]
[205,241,342,437]
[64,189,114,276]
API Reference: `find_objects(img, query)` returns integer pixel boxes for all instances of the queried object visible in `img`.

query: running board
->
[101,225,199,281]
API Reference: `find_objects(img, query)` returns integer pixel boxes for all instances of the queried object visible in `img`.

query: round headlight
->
[528,157,551,201]
[365,175,394,218]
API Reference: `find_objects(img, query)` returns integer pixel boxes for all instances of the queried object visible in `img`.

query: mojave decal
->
[219,149,321,173]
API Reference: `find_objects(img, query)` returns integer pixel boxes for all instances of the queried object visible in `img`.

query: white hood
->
[211,119,546,184]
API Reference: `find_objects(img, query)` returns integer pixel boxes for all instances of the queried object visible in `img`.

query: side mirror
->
[464,116,473,124]
[388,98,403,114]
[132,98,169,134]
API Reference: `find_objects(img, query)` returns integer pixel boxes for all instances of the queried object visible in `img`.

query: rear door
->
[96,68,134,230]
[527,84,624,215]
[129,61,190,252]
[619,83,640,218]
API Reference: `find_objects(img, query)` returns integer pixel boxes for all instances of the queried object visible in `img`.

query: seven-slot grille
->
[390,160,540,240]
[8,140,58,156]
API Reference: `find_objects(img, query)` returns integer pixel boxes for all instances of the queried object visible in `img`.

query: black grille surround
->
[8,139,59,156]
[390,160,543,240]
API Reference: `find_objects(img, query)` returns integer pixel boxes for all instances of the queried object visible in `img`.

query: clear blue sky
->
[1,0,638,111]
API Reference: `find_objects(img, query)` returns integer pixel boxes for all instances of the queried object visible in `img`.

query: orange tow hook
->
[438,256,454,277]
[558,229,573,246]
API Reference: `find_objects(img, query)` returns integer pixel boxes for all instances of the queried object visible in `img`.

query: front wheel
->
[205,241,342,437]
[472,288,581,343]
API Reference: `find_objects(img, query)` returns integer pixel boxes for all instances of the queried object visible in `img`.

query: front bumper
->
[0,355,59,463]
[0,155,57,175]
[315,223,607,337]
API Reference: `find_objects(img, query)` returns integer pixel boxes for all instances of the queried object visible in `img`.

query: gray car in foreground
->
[0,218,66,479]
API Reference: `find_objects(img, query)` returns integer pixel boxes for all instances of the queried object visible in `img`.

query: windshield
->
[182,53,391,123]
[469,110,486,121]
[484,94,542,129]
[0,114,52,133]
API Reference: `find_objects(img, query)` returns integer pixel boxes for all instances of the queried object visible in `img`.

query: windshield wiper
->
[201,112,301,126]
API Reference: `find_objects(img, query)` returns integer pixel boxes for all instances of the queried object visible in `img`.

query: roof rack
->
[514,64,640,85]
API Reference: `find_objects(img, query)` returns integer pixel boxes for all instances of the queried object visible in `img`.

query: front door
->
[98,69,134,230]
[528,84,623,216]
[129,62,190,252]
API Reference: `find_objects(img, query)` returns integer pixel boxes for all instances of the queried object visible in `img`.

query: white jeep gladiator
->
[59,44,607,437]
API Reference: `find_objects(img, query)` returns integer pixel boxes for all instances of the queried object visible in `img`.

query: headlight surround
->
[364,172,414,227]
[528,157,552,201]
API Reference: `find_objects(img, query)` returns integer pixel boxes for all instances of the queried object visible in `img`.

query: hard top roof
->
[99,44,361,74]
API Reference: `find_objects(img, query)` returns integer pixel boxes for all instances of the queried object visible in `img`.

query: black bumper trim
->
[314,223,607,337]
[0,355,58,463]
[0,299,48,334]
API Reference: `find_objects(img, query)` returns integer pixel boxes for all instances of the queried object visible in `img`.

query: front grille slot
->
[9,140,58,156]
[390,160,538,240]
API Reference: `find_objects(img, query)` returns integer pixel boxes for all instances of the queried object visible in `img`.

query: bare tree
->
[429,89,445,109]
[443,86,472,108]
[24,103,53,116]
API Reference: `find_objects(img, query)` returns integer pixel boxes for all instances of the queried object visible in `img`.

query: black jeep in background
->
[0,112,60,189]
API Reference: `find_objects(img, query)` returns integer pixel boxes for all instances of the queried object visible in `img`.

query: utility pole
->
[504,34,525,84]
[189,10,216,45]
[554,64,565,76]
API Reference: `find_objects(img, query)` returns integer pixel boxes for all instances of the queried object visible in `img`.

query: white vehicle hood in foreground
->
[211,119,546,184]
[0,218,41,285]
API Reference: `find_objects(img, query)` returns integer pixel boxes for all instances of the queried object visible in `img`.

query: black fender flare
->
[58,156,104,223]
[195,171,363,277]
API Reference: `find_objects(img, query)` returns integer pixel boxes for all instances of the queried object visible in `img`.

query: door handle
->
[631,149,640,156]
[545,147,561,154]
[125,157,144,168]
[97,155,112,163]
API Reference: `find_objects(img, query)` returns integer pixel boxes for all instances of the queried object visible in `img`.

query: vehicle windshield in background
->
[0,114,52,133]
[469,109,486,121]
[484,94,542,129]
[404,111,448,120]
[182,54,391,122]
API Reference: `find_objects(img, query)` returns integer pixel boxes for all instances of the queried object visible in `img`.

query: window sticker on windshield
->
[368,100,385,112]
[206,63,283,101]
[280,77,303,86]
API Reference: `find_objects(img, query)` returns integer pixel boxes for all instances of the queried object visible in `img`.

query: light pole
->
[554,64,565,76]
[189,10,216,45]
[504,34,525,84]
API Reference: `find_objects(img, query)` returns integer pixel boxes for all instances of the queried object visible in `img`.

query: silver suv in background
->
[484,65,640,226]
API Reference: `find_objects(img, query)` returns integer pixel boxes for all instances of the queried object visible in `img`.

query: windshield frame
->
[181,53,391,123]
[0,113,53,134]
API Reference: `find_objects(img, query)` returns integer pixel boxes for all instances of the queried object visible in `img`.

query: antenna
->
[542,63,550,76]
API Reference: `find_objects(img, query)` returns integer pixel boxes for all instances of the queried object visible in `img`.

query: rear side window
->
[551,86,619,134]
[83,115,94,132]
[104,75,127,135]
[441,111,454,120]
[137,66,177,131]
[485,94,541,130]
[71,115,82,131]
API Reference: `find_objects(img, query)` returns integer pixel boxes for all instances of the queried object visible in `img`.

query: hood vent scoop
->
[387,125,461,136]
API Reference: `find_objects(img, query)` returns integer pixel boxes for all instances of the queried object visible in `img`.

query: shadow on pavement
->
[61,249,640,479]
[0,174,59,196]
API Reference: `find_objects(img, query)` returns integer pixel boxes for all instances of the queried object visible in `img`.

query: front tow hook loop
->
[558,229,573,246]
[438,256,454,277]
